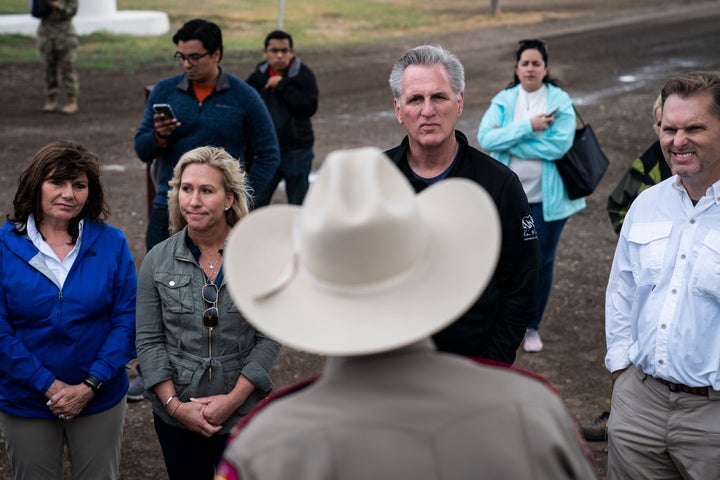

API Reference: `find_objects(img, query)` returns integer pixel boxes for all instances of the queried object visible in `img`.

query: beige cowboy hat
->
[224,147,500,356]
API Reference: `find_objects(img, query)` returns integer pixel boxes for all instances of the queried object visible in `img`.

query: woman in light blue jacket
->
[478,39,584,353]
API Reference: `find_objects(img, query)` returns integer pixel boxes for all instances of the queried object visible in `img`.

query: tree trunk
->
[490,0,501,15]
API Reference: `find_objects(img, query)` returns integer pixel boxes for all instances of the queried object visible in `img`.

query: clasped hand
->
[174,394,237,437]
[46,380,93,421]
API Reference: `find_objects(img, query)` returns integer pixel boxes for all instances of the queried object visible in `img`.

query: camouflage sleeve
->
[606,157,644,235]
[55,0,78,18]
[39,0,77,37]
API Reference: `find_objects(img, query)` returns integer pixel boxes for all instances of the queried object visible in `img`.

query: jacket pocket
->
[154,273,193,314]
[167,349,200,400]
[627,222,672,286]
[691,230,720,300]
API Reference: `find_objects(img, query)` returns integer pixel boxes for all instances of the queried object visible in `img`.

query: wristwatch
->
[83,374,105,394]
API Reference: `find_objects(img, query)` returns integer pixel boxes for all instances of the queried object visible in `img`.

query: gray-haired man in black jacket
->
[385,44,540,365]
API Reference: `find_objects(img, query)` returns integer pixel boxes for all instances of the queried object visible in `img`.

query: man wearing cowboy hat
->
[385,45,540,365]
[216,147,597,479]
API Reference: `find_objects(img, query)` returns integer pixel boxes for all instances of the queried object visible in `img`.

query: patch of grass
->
[0,1,31,15]
[0,0,522,70]
[0,35,38,63]
[77,32,173,69]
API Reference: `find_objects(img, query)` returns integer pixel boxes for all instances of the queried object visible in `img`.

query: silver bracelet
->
[164,395,176,407]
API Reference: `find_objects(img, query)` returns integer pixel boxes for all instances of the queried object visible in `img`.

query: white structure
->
[0,0,169,36]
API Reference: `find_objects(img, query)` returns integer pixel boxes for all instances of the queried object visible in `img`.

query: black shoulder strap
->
[571,105,587,127]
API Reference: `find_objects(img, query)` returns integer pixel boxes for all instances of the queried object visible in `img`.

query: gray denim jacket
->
[136,228,282,433]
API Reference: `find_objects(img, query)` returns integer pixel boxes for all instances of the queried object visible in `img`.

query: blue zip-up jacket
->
[477,83,585,221]
[0,220,137,418]
[134,67,280,206]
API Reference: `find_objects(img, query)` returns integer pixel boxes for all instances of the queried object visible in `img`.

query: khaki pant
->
[608,365,720,479]
[0,399,126,480]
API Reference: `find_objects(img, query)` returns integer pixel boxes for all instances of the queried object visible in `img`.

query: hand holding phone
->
[152,103,180,140]
[153,103,176,119]
[547,107,559,117]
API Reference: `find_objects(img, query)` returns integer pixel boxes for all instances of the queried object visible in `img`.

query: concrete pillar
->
[0,0,169,36]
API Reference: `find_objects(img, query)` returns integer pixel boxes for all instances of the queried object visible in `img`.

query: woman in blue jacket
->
[477,39,584,353]
[0,141,137,479]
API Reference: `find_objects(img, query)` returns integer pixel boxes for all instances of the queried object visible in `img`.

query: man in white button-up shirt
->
[605,71,720,479]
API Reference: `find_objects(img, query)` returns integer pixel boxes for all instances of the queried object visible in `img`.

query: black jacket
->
[386,131,540,364]
[246,57,318,151]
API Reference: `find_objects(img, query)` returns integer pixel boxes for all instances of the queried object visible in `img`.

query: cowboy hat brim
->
[224,178,500,356]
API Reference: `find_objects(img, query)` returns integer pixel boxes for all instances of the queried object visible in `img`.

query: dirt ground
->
[1,0,720,478]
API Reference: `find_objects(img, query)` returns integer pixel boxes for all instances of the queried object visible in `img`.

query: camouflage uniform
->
[37,0,79,98]
[606,140,672,234]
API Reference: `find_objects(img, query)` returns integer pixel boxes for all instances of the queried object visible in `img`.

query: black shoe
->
[580,410,609,442]
[126,374,145,402]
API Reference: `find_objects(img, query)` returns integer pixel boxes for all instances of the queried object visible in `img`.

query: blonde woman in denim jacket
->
[136,146,281,480]
[478,39,585,353]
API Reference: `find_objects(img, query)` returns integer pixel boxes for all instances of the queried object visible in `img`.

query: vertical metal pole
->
[277,0,285,29]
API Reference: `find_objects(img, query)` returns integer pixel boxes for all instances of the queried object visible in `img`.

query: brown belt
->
[653,377,709,396]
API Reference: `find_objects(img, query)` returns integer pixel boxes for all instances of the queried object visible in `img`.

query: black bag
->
[556,107,609,200]
[31,0,53,19]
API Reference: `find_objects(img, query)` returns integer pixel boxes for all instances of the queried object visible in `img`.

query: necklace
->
[523,86,545,111]
[207,250,222,271]
[202,249,223,283]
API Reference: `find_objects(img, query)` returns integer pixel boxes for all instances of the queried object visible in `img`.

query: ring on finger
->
[59,414,66,420]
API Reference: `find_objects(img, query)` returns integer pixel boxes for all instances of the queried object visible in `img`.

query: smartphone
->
[153,103,176,119]
[548,106,559,116]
